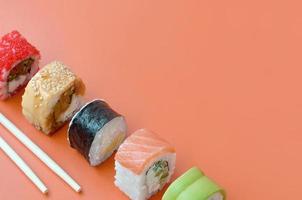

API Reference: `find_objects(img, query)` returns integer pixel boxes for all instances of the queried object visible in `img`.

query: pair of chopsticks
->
[0,136,48,193]
[0,113,81,194]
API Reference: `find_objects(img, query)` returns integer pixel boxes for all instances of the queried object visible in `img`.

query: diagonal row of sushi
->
[0,30,178,199]
[0,30,225,200]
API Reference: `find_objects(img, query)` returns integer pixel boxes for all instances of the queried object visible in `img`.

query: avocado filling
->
[8,58,34,82]
[48,87,75,131]
[146,160,169,192]
[53,87,75,120]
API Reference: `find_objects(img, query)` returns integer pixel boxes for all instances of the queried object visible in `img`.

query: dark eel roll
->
[68,99,127,166]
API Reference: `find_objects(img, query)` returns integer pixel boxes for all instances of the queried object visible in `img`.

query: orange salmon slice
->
[115,129,175,175]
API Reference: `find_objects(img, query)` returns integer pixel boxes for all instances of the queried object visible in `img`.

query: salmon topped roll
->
[0,31,40,99]
[22,61,85,135]
[115,129,176,200]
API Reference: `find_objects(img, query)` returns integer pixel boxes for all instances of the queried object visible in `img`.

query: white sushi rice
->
[115,153,176,200]
[89,116,127,166]
[8,74,27,93]
[208,192,224,200]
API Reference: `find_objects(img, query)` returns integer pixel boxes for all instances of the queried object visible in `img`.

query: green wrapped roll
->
[162,167,226,200]
[162,167,204,200]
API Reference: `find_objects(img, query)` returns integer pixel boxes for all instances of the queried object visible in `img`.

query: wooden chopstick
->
[0,113,81,192]
[0,136,48,194]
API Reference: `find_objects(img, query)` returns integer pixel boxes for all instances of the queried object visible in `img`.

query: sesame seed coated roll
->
[22,61,85,135]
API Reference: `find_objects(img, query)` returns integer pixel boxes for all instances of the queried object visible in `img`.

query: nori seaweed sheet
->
[68,100,121,162]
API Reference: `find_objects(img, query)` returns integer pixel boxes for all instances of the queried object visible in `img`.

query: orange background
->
[0,0,301,199]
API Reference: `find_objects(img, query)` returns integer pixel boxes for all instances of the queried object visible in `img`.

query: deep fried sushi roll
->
[22,61,85,134]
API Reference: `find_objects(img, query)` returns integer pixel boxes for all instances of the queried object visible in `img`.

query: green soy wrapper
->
[163,167,204,200]
[162,167,226,200]
[176,176,225,200]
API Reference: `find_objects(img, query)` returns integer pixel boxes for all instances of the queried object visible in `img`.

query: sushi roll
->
[22,61,85,134]
[0,30,40,99]
[114,129,176,200]
[68,99,127,166]
[162,167,226,200]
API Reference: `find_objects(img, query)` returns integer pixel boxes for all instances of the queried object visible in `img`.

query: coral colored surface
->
[0,0,301,199]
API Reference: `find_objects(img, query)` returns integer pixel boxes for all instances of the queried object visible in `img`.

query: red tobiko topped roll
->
[0,30,40,99]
